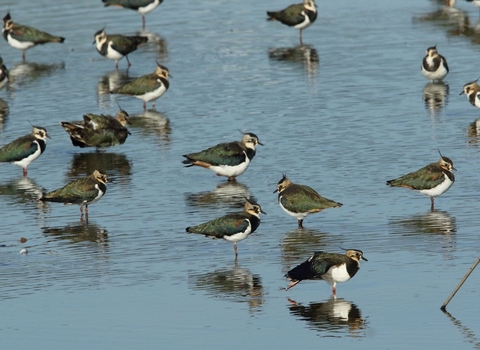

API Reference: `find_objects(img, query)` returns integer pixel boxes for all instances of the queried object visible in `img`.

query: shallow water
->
[1,0,480,348]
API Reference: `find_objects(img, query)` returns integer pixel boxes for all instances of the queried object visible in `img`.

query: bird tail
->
[286,258,316,282]
[266,11,277,21]
[182,157,194,167]
[60,121,80,132]
[386,179,397,187]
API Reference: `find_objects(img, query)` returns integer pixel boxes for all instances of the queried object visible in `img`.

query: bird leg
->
[22,168,27,177]
[79,204,84,217]
[142,15,146,30]
[126,56,131,67]
[234,242,238,257]
[115,61,119,69]
[22,51,26,62]
[298,219,304,229]
[286,280,300,291]
[299,29,303,45]
[430,197,435,212]
[227,176,237,182]
[332,285,337,299]
[143,102,147,112]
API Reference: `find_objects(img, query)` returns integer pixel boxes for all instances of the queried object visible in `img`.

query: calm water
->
[0,0,480,348]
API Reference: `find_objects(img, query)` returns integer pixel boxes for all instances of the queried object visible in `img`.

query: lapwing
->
[285,248,367,298]
[186,199,265,257]
[0,126,49,176]
[183,132,263,182]
[2,12,65,61]
[274,174,342,228]
[387,151,455,211]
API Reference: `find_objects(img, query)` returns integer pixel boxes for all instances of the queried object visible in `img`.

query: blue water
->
[0,0,479,348]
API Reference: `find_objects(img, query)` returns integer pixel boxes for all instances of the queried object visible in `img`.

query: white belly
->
[473,92,480,109]
[422,60,448,81]
[136,81,167,102]
[294,12,311,29]
[138,0,160,14]
[279,198,308,220]
[419,174,454,197]
[322,265,352,285]
[222,222,252,243]
[7,34,35,50]
[13,141,41,169]
[208,153,250,177]
[106,42,124,61]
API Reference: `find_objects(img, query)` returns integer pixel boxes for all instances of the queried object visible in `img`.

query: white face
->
[304,0,316,11]
[245,139,257,149]
[276,181,287,193]
[94,173,109,184]
[426,48,437,57]
[3,20,13,31]
[246,204,263,218]
[243,134,260,149]
[33,128,48,140]
[95,32,107,45]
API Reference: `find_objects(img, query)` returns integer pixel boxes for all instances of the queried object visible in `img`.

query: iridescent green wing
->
[269,4,305,26]
[83,129,128,147]
[110,35,146,55]
[10,24,63,43]
[387,163,444,190]
[0,135,38,162]
[43,178,98,204]
[83,114,117,130]
[186,213,250,239]
[184,142,246,166]
[103,0,157,9]
[112,73,162,95]
[287,251,339,280]
[281,184,341,212]
[310,253,344,275]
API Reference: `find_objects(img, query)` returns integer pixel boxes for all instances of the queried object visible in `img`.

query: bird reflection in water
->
[281,228,336,267]
[422,82,449,117]
[129,109,171,144]
[467,118,480,145]
[287,298,366,337]
[0,98,9,132]
[42,221,109,245]
[185,181,255,210]
[97,70,131,108]
[0,176,44,207]
[390,210,456,235]
[136,30,168,61]
[268,44,319,78]
[67,152,132,186]
[414,0,470,37]
[188,262,264,313]
[7,61,65,88]
[389,210,456,258]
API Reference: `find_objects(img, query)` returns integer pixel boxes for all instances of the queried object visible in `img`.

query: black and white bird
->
[421,46,449,82]
[285,248,367,298]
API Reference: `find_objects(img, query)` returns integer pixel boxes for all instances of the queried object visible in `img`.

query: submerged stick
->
[441,256,480,311]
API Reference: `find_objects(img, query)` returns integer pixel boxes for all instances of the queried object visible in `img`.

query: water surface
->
[0,0,480,348]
